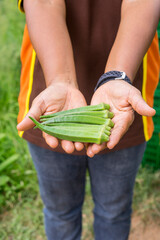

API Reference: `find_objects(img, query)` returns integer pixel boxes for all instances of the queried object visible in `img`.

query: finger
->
[87,143,106,158]
[43,132,59,148]
[61,140,75,154]
[74,142,84,151]
[86,144,94,158]
[129,89,156,117]
[107,123,129,149]
[17,100,45,131]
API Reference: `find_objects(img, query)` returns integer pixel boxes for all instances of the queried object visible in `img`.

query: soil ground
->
[129,214,160,240]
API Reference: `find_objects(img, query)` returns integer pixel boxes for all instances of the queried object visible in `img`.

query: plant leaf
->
[0,154,19,172]
[0,176,10,186]
[0,133,6,140]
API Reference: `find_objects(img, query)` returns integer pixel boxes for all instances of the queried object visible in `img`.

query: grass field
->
[0,1,160,240]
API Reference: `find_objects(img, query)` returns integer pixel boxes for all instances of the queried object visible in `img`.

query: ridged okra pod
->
[40,115,114,127]
[40,122,112,131]
[29,117,109,144]
[40,110,114,122]
[40,103,110,119]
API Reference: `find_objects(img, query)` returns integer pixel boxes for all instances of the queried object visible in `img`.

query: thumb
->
[17,99,45,131]
[128,88,156,117]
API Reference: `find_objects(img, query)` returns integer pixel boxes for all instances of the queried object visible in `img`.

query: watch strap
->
[94,71,132,92]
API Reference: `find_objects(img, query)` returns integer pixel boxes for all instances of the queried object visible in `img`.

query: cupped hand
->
[87,80,156,157]
[17,82,87,153]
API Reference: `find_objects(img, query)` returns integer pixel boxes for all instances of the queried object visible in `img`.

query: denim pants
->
[28,142,146,240]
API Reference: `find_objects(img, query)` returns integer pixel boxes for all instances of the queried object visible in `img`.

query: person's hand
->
[87,80,156,157]
[17,82,87,153]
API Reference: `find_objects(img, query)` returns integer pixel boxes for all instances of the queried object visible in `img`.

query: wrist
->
[94,70,132,92]
[46,73,78,89]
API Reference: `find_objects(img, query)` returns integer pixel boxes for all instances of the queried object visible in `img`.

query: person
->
[17,0,160,239]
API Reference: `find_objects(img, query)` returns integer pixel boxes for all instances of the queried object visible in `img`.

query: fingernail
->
[88,150,94,158]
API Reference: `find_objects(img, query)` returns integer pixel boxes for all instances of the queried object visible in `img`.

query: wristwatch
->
[94,71,132,92]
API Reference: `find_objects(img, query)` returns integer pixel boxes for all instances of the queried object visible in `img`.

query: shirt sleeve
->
[18,0,24,12]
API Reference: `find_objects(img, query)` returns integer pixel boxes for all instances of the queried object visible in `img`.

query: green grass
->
[0,0,38,209]
[0,194,45,240]
[133,167,160,221]
[0,1,160,240]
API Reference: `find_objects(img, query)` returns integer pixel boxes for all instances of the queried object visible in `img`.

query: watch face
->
[115,71,126,80]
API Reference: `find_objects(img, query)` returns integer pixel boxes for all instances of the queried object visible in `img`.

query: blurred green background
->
[0,1,160,240]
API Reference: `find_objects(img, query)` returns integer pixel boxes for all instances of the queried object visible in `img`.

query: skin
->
[17,0,87,153]
[87,0,160,157]
[17,0,160,156]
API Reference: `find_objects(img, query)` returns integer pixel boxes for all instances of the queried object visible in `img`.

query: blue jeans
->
[28,142,146,240]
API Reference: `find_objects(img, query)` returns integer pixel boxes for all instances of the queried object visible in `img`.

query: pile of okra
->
[29,103,114,144]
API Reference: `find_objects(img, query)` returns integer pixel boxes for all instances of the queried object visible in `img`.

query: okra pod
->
[41,122,112,131]
[29,117,109,144]
[40,103,110,119]
[40,125,111,136]
[41,122,103,130]
[40,110,114,122]
[40,114,114,127]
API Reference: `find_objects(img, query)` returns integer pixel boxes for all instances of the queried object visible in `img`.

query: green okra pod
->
[40,110,114,121]
[40,103,110,119]
[40,114,114,127]
[29,117,109,144]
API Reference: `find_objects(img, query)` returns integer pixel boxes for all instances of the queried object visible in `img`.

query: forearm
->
[24,0,77,87]
[105,0,160,81]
